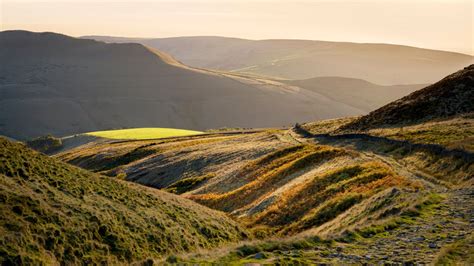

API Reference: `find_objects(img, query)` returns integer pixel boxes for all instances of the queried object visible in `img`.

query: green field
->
[86,128,203,140]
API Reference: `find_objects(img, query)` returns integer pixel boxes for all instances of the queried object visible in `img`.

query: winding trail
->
[281,127,473,264]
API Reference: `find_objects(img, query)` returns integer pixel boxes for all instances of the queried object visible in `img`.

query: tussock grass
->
[59,136,230,176]
[338,193,445,241]
[434,233,474,265]
[253,161,417,233]
[179,235,332,264]
[77,145,157,173]
[295,193,363,232]
[0,138,248,264]
[301,117,357,135]
[192,145,345,212]
[367,116,474,152]
[165,173,216,194]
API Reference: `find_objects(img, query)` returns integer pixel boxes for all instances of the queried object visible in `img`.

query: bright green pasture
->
[86,128,203,140]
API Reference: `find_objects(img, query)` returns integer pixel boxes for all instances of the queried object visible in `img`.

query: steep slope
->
[84,35,473,85]
[0,137,248,264]
[0,30,364,140]
[342,65,474,130]
[286,77,426,112]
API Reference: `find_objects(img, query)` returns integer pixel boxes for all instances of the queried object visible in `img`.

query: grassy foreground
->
[0,138,248,264]
[86,127,203,140]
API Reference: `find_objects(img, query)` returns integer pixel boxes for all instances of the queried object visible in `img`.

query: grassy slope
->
[53,66,473,264]
[86,127,203,140]
[341,64,474,130]
[59,130,428,237]
[303,115,474,152]
[57,121,473,264]
[179,191,471,264]
[368,115,474,152]
[0,138,248,264]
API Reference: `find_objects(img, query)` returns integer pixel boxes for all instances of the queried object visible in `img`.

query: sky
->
[1,0,473,55]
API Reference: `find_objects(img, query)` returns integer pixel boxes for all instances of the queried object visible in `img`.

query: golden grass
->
[251,161,418,232]
[191,145,345,212]
[0,138,248,264]
[367,116,474,152]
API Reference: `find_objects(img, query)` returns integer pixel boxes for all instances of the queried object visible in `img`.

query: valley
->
[55,115,473,264]
[0,29,472,264]
[52,65,473,263]
[5,30,469,140]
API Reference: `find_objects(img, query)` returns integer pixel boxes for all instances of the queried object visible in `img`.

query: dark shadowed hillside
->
[0,137,248,264]
[342,65,474,130]
[0,30,367,140]
[84,35,473,85]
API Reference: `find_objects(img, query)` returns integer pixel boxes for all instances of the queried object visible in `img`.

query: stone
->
[254,252,266,259]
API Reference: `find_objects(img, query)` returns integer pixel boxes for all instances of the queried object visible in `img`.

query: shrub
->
[26,135,63,154]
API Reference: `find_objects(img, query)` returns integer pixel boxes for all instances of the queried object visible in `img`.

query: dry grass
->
[191,145,345,213]
[367,115,474,152]
[252,161,418,233]
[301,117,358,135]
[0,138,248,264]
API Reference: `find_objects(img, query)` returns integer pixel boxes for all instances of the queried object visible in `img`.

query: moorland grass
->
[193,145,345,212]
[166,173,216,194]
[0,138,248,264]
[253,161,417,232]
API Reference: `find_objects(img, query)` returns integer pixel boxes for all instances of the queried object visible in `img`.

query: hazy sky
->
[1,0,473,55]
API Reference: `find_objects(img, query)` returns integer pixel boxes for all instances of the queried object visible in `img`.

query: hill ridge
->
[0,30,366,139]
[84,35,473,84]
[82,35,472,57]
[341,64,474,130]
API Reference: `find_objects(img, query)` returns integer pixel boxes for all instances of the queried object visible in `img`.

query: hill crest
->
[84,35,473,85]
[1,30,367,139]
[341,65,474,130]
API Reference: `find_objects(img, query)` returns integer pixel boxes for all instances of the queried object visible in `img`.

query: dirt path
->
[328,188,474,264]
[280,127,473,264]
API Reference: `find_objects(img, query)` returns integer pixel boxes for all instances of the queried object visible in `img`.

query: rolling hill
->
[84,35,473,85]
[0,137,248,264]
[341,64,474,130]
[57,115,474,264]
[285,77,426,112]
[0,30,370,140]
[57,66,473,263]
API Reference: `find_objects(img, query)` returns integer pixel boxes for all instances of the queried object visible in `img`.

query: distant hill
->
[0,137,248,264]
[286,77,426,112]
[0,30,366,139]
[84,35,473,85]
[342,65,474,130]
